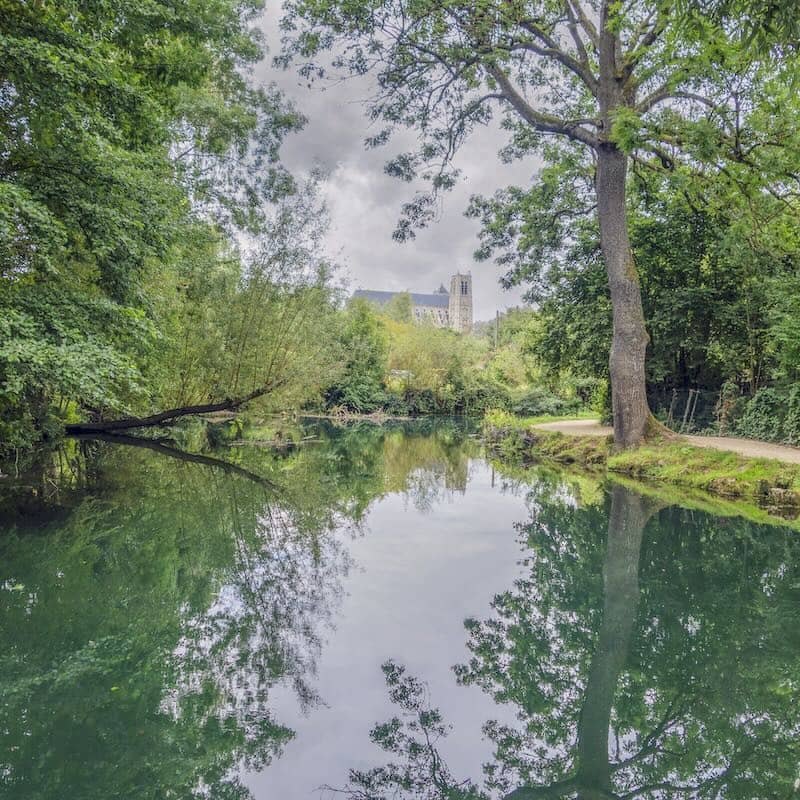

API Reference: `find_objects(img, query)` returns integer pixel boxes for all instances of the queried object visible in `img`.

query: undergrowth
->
[483,410,800,509]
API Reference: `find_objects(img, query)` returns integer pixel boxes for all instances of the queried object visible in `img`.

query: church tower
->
[448,272,472,333]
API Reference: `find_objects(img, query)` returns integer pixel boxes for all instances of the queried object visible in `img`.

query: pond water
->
[1,420,799,800]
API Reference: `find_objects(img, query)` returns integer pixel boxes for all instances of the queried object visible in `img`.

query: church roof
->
[353,289,450,308]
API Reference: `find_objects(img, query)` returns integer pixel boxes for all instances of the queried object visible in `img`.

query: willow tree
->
[281,0,785,446]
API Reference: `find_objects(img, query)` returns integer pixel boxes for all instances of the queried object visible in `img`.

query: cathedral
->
[352,272,473,333]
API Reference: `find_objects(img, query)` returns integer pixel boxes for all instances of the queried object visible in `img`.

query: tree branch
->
[637,87,717,114]
[503,775,579,800]
[565,0,599,47]
[488,65,598,147]
[563,0,596,77]
[622,5,671,80]
[64,380,286,434]
[71,433,278,489]
[517,19,598,94]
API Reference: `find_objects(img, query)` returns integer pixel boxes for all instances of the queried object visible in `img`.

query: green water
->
[1,420,798,800]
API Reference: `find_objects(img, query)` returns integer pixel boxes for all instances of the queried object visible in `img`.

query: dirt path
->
[533,419,800,465]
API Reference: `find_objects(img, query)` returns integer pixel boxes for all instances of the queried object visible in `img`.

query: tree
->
[327,300,389,411]
[63,181,341,434]
[281,0,796,446]
[0,0,304,448]
[385,291,414,323]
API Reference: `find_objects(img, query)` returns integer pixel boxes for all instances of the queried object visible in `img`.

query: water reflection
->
[340,480,800,799]
[2,423,799,800]
[0,419,477,799]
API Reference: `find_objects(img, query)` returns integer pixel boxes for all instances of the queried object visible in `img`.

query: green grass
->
[485,409,598,427]
[609,442,800,502]
[483,410,800,512]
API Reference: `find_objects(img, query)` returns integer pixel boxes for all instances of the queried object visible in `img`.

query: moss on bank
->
[483,410,800,512]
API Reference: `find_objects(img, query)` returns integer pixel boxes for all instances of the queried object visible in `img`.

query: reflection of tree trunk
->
[71,433,277,489]
[506,485,658,800]
[575,485,654,799]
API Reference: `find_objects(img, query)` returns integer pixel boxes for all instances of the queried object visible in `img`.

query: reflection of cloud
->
[256,6,541,321]
[163,502,356,744]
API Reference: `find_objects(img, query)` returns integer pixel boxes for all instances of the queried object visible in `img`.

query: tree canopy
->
[281,0,800,445]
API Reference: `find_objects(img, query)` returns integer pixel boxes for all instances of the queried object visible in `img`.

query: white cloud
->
[256,5,541,320]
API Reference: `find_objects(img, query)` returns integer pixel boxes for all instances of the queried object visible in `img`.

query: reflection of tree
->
[0,443,354,800]
[0,418,486,800]
[291,418,477,513]
[339,482,800,800]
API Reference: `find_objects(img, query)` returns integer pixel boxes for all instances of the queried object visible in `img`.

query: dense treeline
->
[4,0,800,456]
[472,155,800,442]
[322,299,592,418]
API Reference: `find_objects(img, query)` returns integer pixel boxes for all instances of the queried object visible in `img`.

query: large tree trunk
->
[596,143,652,448]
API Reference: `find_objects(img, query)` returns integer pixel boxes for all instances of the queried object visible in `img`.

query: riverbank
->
[484,410,800,510]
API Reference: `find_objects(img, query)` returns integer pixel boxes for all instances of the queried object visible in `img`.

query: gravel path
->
[533,419,800,465]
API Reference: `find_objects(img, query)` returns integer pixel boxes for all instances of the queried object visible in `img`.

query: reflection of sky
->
[244,459,527,797]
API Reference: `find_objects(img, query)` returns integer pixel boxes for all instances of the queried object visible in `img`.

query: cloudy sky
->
[256,7,538,321]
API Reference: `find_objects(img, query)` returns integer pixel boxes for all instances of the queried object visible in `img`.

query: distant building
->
[352,273,473,333]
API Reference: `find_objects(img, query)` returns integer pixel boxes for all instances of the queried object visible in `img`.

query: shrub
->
[512,386,581,417]
[784,385,800,445]
[714,380,743,436]
[735,388,784,442]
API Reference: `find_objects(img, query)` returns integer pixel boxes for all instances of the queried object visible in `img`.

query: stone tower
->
[448,272,472,333]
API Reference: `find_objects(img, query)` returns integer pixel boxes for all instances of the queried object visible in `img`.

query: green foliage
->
[735,387,784,441]
[785,385,800,446]
[326,300,389,412]
[512,386,582,418]
[383,291,413,323]
[321,302,587,418]
[0,280,156,449]
[0,0,305,452]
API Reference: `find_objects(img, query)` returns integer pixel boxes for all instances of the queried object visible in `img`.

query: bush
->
[784,385,800,445]
[734,388,785,442]
[512,386,581,417]
[714,380,744,436]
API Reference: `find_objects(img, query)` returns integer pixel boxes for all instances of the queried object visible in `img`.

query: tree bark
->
[596,143,652,449]
[594,0,653,449]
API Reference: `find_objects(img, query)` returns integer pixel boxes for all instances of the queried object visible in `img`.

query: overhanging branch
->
[64,380,286,434]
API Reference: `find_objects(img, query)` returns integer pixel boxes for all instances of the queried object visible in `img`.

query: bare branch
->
[488,65,598,148]
[622,5,671,80]
[517,19,599,94]
[563,0,596,76]
[637,86,717,114]
[565,0,599,47]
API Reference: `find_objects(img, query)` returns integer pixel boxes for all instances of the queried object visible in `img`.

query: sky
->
[256,6,538,321]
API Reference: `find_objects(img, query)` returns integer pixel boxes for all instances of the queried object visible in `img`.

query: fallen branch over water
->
[64,382,285,434]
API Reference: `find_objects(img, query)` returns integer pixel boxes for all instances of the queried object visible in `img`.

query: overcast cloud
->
[256,6,540,321]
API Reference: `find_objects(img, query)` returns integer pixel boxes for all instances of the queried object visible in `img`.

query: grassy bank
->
[484,410,800,510]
